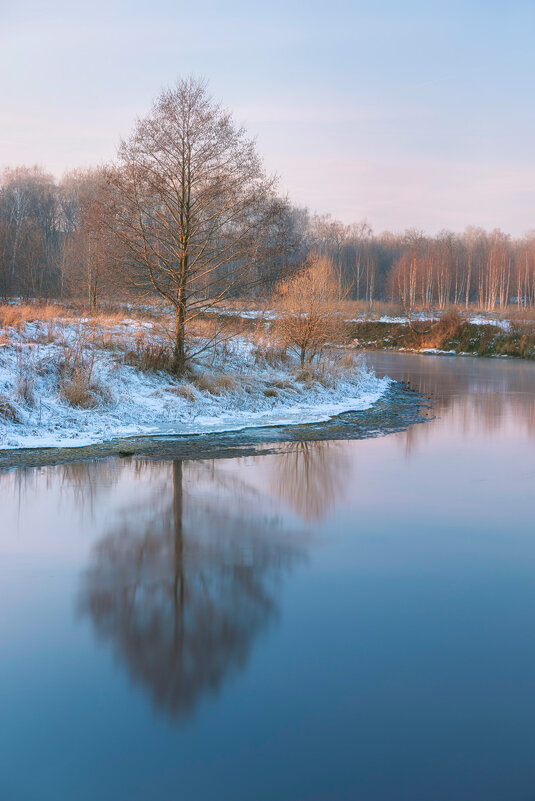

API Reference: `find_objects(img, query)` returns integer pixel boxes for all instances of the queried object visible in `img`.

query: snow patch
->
[0,320,391,451]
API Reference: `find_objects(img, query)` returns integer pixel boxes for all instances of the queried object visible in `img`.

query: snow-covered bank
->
[204,305,514,330]
[0,319,390,451]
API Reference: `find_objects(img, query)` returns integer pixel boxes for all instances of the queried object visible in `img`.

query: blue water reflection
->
[2,353,535,800]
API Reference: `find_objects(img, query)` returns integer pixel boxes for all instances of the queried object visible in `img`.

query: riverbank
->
[349,313,535,359]
[0,309,390,451]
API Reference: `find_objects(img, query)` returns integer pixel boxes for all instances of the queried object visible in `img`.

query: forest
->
[1,163,534,313]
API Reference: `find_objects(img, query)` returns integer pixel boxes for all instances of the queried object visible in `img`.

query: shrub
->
[273,254,346,366]
[418,310,464,349]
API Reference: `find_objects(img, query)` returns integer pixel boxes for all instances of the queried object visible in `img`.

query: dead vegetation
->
[123,339,173,372]
[350,309,535,358]
[192,372,237,395]
[273,254,346,366]
[59,374,111,409]
[0,393,20,423]
[167,384,197,402]
[57,331,111,408]
[253,343,291,368]
[0,302,68,330]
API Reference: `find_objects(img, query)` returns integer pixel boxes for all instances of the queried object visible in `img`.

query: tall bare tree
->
[108,77,277,373]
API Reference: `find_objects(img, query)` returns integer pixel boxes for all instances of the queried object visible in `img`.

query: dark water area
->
[2,353,535,800]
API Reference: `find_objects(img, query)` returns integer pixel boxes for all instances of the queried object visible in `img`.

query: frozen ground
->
[205,306,513,329]
[0,318,390,451]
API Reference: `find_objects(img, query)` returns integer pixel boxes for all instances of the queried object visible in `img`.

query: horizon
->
[2,0,534,236]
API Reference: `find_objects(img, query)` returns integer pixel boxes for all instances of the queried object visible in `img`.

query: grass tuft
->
[0,393,20,423]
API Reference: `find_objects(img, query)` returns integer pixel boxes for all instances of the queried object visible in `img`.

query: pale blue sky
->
[1,0,534,234]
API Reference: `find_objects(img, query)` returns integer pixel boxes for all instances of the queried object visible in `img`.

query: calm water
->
[2,353,535,800]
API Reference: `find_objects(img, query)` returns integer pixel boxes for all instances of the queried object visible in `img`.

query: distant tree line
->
[2,167,533,313]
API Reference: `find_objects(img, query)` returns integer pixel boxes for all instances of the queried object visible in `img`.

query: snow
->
[377,314,437,324]
[201,306,515,330]
[419,348,457,355]
[468,316,511,330]
[375,313,510,328]
[0,319,390,451]
[203,307,278,320]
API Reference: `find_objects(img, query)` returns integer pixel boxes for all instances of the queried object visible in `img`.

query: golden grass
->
[0,303,68,329]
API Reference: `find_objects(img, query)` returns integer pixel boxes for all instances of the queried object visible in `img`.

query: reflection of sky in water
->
[2,354,535,800]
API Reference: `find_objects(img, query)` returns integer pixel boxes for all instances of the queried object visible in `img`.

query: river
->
[1,353,535,800]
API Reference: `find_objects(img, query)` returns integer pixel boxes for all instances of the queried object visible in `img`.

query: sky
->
[1,0,534,235]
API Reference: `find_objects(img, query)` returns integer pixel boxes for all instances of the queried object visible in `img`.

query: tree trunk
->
[173,303,186,375]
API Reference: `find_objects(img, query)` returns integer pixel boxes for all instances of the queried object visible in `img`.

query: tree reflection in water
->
[78,458,305,719]
[271,440,348,521]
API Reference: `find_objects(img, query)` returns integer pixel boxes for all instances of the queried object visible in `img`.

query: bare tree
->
[108,77,277,373]
[274,253,343,366]
[61,168,119,311]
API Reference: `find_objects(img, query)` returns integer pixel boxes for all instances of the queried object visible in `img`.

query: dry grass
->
[270,378,293,390]
[253,343,290,368]
[294,351,357,387]
[263,387,278,397]
[294,365,324,386]
[336,299,405,318]
[0,302,71,330]
[55,330,113,408]
[167,383,197,401]
[124,339,173,372]
[0,393,20,423]
[419,310,463,349]
[60,376,98,409]
[15,349,36,405]
[192,372,237,395]
[59,374,112,409]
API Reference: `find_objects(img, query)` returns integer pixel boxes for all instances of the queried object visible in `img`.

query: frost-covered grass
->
[0,313,390,451]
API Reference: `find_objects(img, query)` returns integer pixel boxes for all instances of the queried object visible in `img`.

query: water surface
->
[2,353,535,800]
